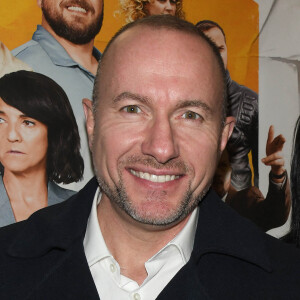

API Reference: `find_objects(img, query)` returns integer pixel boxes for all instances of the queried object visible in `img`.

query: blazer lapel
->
[191,189,272,271]
[32,238,100,300]
[157,258,210,299]
[158,189,272,299]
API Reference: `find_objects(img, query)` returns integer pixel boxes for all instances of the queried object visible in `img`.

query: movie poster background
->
[0,0,297,237]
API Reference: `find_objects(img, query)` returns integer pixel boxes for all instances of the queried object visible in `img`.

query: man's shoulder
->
[264,230,300,263]
[0,194,74,251]
[161,193,300,298]
[12,40,53,71]
[230,78,258,102]
[195,191,300,271]
[0,178,98,253]
[12,40,42,58]
[0,220,26,248]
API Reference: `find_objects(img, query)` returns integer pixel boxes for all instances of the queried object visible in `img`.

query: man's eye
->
[182,111,201,120]
[0,118,5,124]
[122,105,141,114]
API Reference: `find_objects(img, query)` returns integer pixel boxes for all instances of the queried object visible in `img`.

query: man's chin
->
[124,210,181,227]
[121,190,197,227]
[43,10,102,44]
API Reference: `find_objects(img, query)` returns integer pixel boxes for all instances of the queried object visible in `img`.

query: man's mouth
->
[130,169,180,183]
[67,6,87,13]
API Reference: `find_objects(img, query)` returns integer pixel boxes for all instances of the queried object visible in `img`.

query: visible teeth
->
[68,6,87,13]
[130,170,179,183]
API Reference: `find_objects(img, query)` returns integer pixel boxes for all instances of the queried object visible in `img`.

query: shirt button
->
[133,293,141,300]
[110,263,116,273]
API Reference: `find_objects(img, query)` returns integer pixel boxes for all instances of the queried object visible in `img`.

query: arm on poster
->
[224,125,290,231]
[259,125,290,230]
[261,125,286,181]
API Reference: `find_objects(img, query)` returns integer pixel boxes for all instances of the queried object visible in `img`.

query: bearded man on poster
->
[12,0,104,190]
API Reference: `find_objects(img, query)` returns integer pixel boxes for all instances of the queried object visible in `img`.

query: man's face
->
[145,0,177,16]
[85,27,233,227]
[203,27,228,68]
[39,0,103,45]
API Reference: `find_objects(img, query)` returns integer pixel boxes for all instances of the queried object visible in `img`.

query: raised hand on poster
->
[262,125,286,181]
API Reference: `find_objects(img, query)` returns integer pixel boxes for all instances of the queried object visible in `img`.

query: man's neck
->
[97,195,192,285]
[41,20,98,75]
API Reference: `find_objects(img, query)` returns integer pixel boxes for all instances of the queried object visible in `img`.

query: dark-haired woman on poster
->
[0,71,83,227]
[284,116,300,247]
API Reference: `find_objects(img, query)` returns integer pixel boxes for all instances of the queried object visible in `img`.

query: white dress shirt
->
[83,188,199,300]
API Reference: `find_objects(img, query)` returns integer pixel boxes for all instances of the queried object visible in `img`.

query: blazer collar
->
[7,177,99,258]
[192,189,272,272]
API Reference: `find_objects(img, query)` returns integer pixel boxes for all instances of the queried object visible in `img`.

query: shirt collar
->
[156,206,199,264]
[32,25,101,73]
[84,188,199,267]
[84,188,110,267]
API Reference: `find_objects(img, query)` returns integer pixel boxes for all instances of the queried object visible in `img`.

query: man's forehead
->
[112,25,205,50]
[95,23,225,111]
[102,26,217,71]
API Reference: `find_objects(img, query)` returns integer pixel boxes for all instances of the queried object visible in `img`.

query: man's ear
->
[37,0,42,8]
[220,116,235,152]
[82,98,94,150]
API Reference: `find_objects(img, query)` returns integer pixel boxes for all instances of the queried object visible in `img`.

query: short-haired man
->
[1,16,300,299]
[197,20,290,232]
[196,20,258,191]
[12,0,104,190]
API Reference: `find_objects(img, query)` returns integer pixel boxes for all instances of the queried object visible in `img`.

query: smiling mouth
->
[67,6,87,13]
[130,169,180,183]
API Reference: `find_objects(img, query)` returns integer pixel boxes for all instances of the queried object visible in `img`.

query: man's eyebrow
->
[113,93,213,115]
[113,92,152,105]
[175,100,213,115]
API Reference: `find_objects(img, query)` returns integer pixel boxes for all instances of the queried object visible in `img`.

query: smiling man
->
[1,16,300,300]
[12,0,104,190]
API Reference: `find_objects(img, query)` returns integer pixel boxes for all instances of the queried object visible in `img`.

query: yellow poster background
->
[0,0,258,92]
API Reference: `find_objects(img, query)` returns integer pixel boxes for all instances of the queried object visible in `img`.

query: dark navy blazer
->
[0,177,300,299]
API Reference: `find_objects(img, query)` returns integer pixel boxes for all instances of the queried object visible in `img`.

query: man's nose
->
[7,124,21,142]
[141,116,179,164]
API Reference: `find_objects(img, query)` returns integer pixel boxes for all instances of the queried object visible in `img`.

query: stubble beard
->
[93,155,210,226]
[41,0,103,45]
